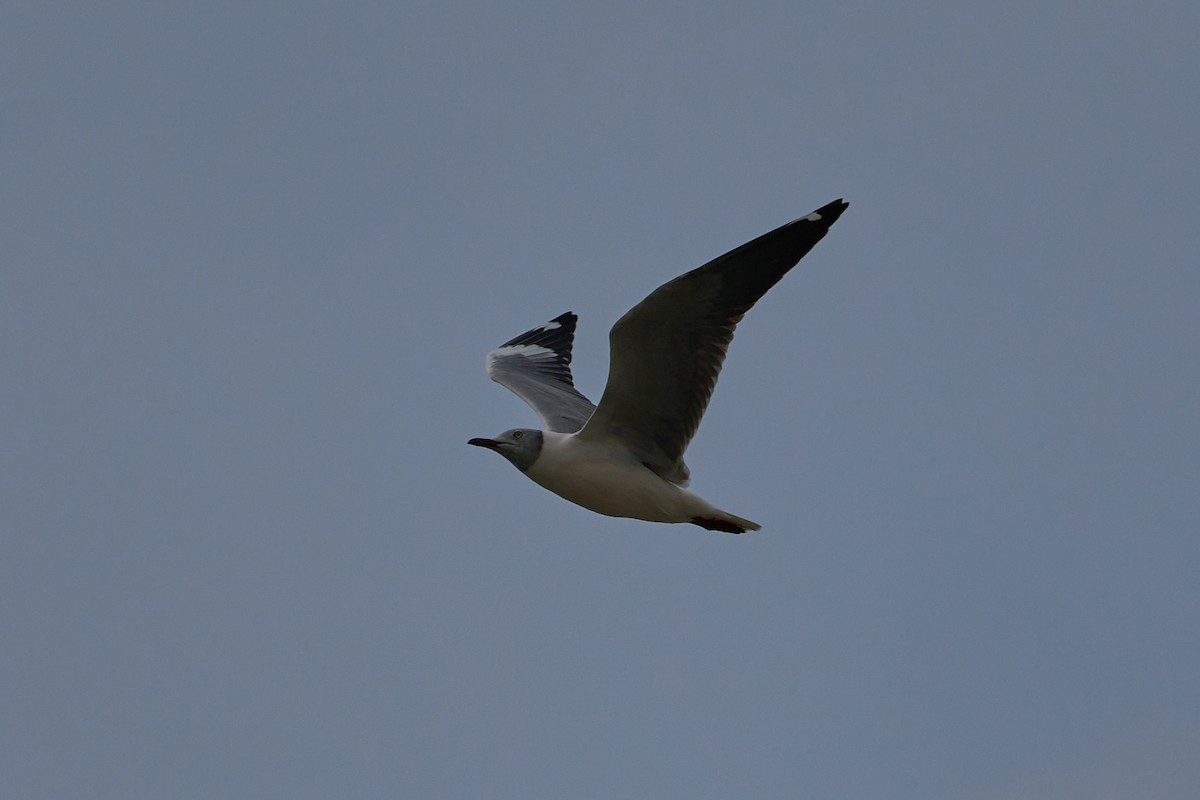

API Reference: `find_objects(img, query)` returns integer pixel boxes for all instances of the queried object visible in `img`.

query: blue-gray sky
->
[4,2,1197,798]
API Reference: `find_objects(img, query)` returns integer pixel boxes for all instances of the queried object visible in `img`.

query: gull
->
[469,199,848,533]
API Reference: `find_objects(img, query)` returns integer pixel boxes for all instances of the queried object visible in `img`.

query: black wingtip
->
[690,516,748,534]
[809,198,849,226]
[494,312,583,388]
[498,313,578,350]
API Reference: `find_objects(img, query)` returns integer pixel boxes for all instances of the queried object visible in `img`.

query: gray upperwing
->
[485,312,597,433]
[578,199,849,482]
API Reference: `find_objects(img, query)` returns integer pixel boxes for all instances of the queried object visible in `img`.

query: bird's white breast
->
[525,431,713,523]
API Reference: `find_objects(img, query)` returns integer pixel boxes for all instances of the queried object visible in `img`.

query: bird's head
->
[468,428,544,471]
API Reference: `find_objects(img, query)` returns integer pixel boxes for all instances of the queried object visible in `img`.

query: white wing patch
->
[487,344,560,376]
[492,344,554,360]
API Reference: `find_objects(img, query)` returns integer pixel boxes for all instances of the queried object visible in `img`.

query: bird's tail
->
[690,510,761,534]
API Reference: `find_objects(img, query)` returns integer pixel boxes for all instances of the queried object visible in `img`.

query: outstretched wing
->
[485,312,597,433]
[578,199,849,483]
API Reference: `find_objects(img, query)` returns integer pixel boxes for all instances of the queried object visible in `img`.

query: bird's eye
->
[513,431,524,439]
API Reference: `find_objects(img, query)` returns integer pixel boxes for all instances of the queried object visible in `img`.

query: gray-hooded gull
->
[469,198,849,533]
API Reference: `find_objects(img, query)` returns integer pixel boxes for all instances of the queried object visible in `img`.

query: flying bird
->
[469,199,848,533]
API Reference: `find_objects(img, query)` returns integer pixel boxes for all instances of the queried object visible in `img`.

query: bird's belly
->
[525,444,697,523]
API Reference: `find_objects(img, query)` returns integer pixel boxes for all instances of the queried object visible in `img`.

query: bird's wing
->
[577,199,848,483]
[485,312,597,433]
